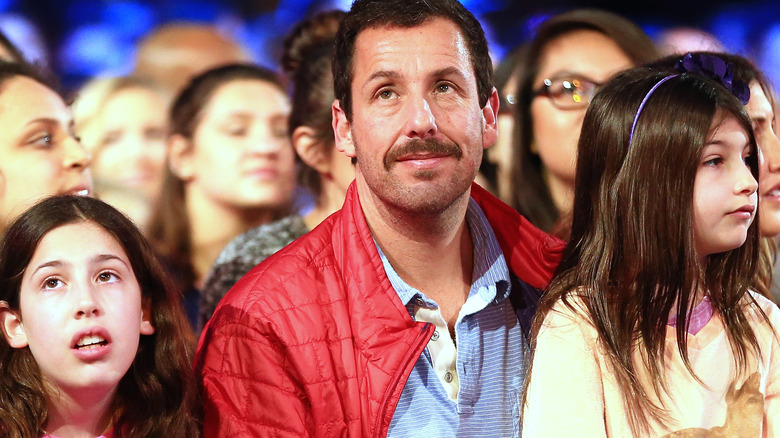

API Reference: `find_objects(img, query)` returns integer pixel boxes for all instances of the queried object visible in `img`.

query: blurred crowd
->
[0,0,779,435]
[1,3,779,329]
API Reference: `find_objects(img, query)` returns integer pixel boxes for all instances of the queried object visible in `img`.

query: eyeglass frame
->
[532,75,603,109]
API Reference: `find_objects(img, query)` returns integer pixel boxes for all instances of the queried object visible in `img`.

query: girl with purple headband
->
[522,54,779,436]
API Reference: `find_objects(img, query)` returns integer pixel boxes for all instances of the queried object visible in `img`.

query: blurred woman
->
[509,9,658,239]
[0,61,91,234]
[74,76,167,230]
[148,64,297,326]
[199,10,353,329]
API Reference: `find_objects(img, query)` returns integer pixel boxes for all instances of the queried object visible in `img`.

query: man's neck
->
[358,180,474,327]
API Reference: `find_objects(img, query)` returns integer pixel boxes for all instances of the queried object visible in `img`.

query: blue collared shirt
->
[382,199,525,437]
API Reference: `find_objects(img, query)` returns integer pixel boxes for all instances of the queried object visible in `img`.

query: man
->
[196,0,564,436]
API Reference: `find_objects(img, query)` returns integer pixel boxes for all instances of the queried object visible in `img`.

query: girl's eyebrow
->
[30,254,130,276]
[92,254,130,268]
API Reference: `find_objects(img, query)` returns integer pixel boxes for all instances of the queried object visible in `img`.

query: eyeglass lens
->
[543,77,599,108]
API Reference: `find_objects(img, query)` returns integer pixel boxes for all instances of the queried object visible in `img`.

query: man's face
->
[333,18,498,214]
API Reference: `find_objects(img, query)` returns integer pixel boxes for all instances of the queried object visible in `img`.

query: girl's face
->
[182,79,296,210]
[90,87,167,201]
[693,114,758,261]
[745,81,780,237]
[529,30,632,207]
[1,221,154,398]
[0,76,92,229]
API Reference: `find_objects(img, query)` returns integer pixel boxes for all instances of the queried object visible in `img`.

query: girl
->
[0,195,199,437]
[147,64,297,326]
[198,10,354,328]
[0,61,92,234]
[522,57,779,436]
[648,52,780,303]
[508,9,658,239]
[74,76,168,231]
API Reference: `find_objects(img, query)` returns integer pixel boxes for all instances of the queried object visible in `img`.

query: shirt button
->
[415,297,424,306]
[444,372,453,383]
[431,330,439,341]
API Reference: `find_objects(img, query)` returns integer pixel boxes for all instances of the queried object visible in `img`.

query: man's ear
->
[293,126,331,174]
[0,301,27,348]
[332,99,356,158]
[482,87,500,150]
[139,298,155,336]
[167,134,195,180]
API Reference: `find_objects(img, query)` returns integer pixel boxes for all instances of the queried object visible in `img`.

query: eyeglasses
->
[533,76,602,109]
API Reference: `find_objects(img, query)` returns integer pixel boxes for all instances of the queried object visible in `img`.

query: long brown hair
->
[0,195,200,437]
[147,63,289,289]
[509,9,659,234]
[647,51,779,302]
[527,67,766,435]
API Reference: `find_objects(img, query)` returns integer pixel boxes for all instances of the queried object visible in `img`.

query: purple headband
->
[628,53,751,145]
[628,74,678,144]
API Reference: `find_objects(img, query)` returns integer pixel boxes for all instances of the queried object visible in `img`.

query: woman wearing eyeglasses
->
[508,9,658,239]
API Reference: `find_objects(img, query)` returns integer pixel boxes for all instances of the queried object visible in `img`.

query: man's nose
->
[404,94,437,139]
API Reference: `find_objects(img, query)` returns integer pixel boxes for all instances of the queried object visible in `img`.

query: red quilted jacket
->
[195,183,564,437]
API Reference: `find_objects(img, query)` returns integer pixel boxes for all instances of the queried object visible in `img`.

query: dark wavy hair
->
[333,0,493,120]
[527,67,767,435]
[0,195,200,437]
[281,10,344,199]
[509,9,659,235]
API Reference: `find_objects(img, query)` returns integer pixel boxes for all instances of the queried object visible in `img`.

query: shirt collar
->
[376,198,511,307]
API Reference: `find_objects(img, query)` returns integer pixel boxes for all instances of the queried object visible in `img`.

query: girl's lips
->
[728,204,756,220]
[71,326,112,362]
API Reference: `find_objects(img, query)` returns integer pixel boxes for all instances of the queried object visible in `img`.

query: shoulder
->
[745,291,780,334]
[537,292,600,345]
[211,215,340,320]
[213,215,309,266]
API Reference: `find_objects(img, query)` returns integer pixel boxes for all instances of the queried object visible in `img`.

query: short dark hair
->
[333,0,493,120]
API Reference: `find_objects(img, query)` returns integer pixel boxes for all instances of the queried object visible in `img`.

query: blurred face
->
[0,76,92,230]
[2,221,154,399]
[334,18,498,214]
[91,87,167,201]
[746,81,780,237]
[530,30,632,207]
[186,79,296,210]
[693,114,757,260]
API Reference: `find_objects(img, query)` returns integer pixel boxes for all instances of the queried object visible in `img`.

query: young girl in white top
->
[523,53,780,437]
[0,196,199,437]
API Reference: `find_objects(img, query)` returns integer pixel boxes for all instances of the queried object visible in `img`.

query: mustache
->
[384,138,462,170]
